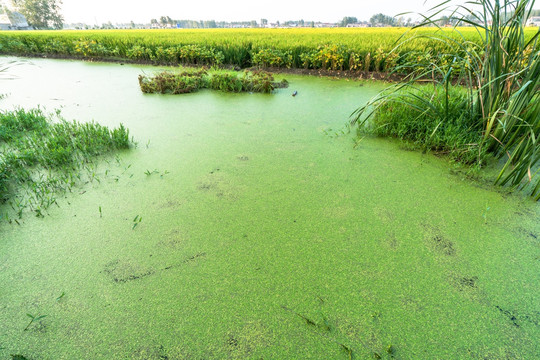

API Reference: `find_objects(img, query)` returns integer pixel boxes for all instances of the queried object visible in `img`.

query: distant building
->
[346,23,371,28]
[527,16,540,26]
[0,11,32,30]
[64,23,89,30]
[315,23,337,28]
[0,14,11,29]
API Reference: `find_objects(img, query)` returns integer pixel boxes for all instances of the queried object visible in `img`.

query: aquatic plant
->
[482,203,491,224]
[132,215,142,229]
[352,0,540,199]
[10,355,29,360]
[138,69,288,94]
[0,108,132,222]
[24,313,47,331]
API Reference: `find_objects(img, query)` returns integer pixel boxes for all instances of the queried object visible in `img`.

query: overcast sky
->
[61,0,440,25]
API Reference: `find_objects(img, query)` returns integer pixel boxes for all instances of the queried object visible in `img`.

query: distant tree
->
[455,13,482,26]
[260,18,268,26]
[150,18,158,24]
[340,16,358,27]
[204,20,217,28]
[130,20,135,29]
[250,20,257,27]
[369,13,396,26]
[299,19,304,26]
[438,15,451,26]
[12,0,63,29]
[102,20,114,29]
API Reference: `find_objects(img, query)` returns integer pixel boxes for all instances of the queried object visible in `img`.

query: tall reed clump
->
[352,0,540,199]
[0,108,132,221]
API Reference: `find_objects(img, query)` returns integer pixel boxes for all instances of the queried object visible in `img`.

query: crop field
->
[0,27,536,72]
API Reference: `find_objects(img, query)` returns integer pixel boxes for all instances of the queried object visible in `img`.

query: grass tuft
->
[0,108,132,222]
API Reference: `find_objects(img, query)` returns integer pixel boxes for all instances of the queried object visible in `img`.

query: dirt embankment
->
[5,52,409,82]
[249,66,409,82]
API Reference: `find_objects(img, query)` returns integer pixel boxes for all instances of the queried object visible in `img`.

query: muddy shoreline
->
[2,52,408,81]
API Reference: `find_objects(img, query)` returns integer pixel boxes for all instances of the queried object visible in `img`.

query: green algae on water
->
[0,58,538,359]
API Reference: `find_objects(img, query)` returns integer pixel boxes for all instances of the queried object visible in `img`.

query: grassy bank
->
[0,28,537,74]
[363,86,486,165]
[352,0,540,199]
[0,108,132,222]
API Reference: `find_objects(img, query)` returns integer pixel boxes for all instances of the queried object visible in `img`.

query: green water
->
[0,58,538,359]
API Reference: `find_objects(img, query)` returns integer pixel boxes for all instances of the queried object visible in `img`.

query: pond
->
[0,58,538,359]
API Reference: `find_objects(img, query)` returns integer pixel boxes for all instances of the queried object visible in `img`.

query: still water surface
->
[0,58,538,359]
